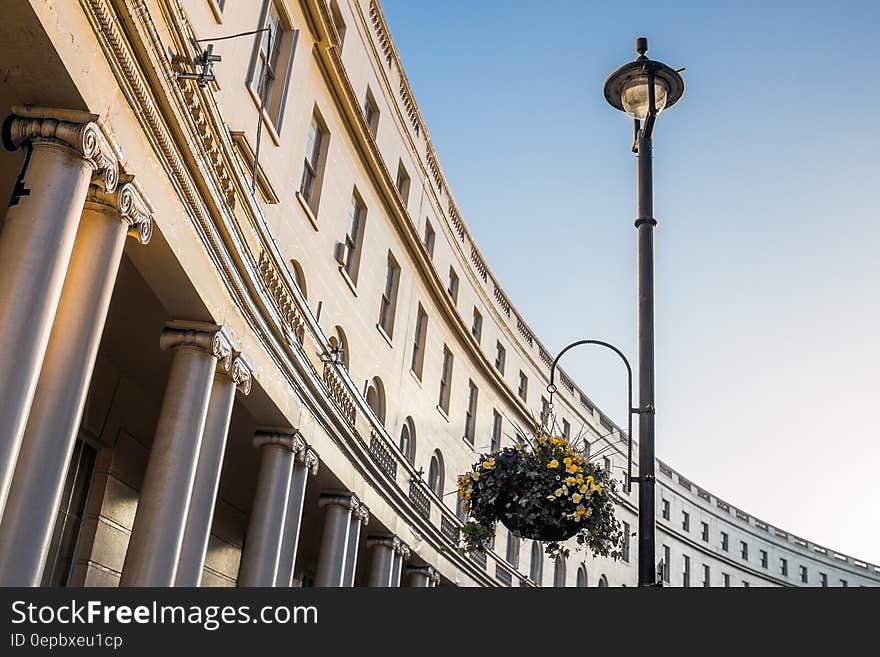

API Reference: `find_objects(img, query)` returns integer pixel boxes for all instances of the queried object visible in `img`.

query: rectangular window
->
[491,410,502,452]
[506,533,520,568]
[622,521,630,563]
[329,0,346,47]
[495,342,506,375]
[603,456,611,476]
[723,573,730,588]
[447,267,459,304]
[248,1,298,128]
[662,545,670,583]
[683,555,690,588]
[464,380,478,444]
[760,549,768,568]
[721,531,729,552]
[701,521,709,542]
[799,565,808,583]
[423,219,435,258]
[740,541,748,560]
[780,557,788,576]
[471,307,482,343]
[42,438,97,586]
[541,397,550,427]
[662,499,670,520]
[820,572,827,587]
[702,564,710,588]
[363,87,379,137]
[438,346,453,413]
[377,253,401,338]
[562,419,571,442]
[682,511,690,532]
[301,112,328,212]
[342,192,366,283]
[517,371,528,402]
[396,160,411,208]
[411,305,428,379]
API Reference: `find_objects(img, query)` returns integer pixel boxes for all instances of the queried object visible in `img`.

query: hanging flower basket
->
[457,436,623,559]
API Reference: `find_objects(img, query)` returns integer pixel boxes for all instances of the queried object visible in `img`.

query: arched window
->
[576,564,588,588]
[598,574,608,588]
[399,417,416,464]
[455,492,468,522]
[365,376,386,426]
[553,555,567,587]
[529,542,544,586]
[427,450,444,497]
[290,260,307,344]
[506,532,521,569]
[290,260,308,301]
[331,326,349,370]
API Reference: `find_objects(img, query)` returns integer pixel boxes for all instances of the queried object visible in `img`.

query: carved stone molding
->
[318,492,369,525]
[2,112,118,192]
[159,322,230,369]
[253,429,305,454]
[224,355,252,395]
[405,565,439,586]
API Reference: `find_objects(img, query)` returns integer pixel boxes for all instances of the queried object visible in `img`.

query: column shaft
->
[342,514,361,587]
[174,374,237,587]
[237,439,295,587]
[0,203,129,585]
[0,130,111,517]
[274,461,309,587]
[367,541,395,587]
[391,552,403,588]
[121,328,223,586]
[314,501,352,587]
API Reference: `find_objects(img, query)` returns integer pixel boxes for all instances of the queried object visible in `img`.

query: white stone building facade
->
[0,0,875,588]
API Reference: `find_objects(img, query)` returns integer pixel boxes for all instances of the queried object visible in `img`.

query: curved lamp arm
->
[547,340,637,493]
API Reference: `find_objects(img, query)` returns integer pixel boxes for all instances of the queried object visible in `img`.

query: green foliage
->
[457,436,623,560]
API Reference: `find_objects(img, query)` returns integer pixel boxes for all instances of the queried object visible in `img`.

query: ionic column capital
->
[405,565,439,585]
[85,176,153,245]
[159,322,231,369]
[319,492,369,524]
[253,429,305,454]
[298,446,320,476]
[217,354,252,395]
[2,110,118,192]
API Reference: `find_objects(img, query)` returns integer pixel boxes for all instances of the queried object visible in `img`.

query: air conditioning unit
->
[333,241,346,265]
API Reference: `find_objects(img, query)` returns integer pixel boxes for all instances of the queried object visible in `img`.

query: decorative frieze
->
[447,203,465,241]
[493,285,511,318]
[516,318,534,347]
[470,247,488,282]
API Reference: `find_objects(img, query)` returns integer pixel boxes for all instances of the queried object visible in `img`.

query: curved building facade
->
[0,0,876,588]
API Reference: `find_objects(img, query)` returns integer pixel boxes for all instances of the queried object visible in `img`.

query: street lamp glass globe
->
[621,76,668,120]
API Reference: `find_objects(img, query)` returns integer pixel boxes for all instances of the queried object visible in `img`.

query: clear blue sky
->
[381,0,880,562]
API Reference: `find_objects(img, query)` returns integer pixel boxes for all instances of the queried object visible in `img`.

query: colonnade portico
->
[0,105,443,590]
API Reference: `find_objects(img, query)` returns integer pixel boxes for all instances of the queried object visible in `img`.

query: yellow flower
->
[537,436,547,444]
[482,458,496,469]
[576,474,584,484]
[551,437,563,446]
[572,493,582,504]
[565,476,577,485]
[472,472,480,480]
[587,475,595,486]
[554,488,564,498]
[563,456,573,465]
[547,459,559,469]
[579,484,588,493]
[565,463,579,474]
[575,505,587,518]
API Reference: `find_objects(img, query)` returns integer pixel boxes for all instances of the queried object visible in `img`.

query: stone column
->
[342,500,369,587]
[0,177,151,586]
[175,356,251,587]
[405,565,440,588]
[120,324,230,586]
[237,431,301,587]
[315,493,365,587]
[367,536,409,587]
[0,109,118,517]
[274,447,319,587]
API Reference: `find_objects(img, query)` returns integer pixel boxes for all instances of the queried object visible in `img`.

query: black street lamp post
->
[603,37,685,587]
